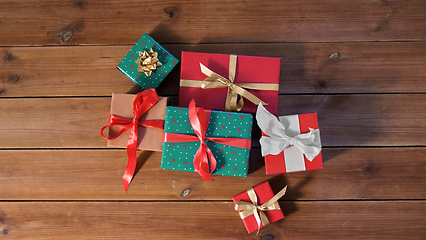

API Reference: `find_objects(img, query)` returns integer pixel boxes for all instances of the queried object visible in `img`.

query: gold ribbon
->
[235,185,287,234]
[180,55,279,112]
[135,48,163,76]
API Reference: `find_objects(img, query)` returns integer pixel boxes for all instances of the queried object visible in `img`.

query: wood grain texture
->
[1,42,426,97]
[0,0,426,46]
[0,94,424,148]
[0,0,424,238]
[0,148,424,200]
[0,201,424,239]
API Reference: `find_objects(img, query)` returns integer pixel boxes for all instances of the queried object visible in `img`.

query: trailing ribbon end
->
[100,89,163,193]
[123,165,136,194]
[123,177,131,194]
[196,170,214,181]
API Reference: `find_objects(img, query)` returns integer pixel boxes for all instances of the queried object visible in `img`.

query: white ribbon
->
[256,103,321,161]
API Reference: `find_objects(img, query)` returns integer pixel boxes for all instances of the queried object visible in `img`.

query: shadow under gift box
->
[161,106,253,177]
[106,93,168,151]
[178,51,281,115]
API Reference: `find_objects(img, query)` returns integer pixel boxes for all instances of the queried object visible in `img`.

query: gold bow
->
[180,55,279,112]
[135,48,163,76]
[235,185,287,234]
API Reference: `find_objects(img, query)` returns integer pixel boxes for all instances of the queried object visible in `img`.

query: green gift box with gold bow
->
[117,33,179,89]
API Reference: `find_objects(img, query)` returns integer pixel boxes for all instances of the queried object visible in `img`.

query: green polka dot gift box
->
[161,105,253,178]
[117,33,179,90]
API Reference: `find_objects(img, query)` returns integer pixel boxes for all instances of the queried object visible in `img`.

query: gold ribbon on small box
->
[180,54,279,112]
[135,48,163,76]
[234,185,287,234]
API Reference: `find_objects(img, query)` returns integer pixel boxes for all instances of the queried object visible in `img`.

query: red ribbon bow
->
[101,89,164,193]
[164,100,251,180]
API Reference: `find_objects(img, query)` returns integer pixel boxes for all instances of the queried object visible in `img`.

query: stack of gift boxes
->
[101,33,323,234]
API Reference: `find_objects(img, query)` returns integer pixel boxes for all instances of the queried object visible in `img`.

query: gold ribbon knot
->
[180,54,279,112]
[235,185,287,234]
[135,48,163,76]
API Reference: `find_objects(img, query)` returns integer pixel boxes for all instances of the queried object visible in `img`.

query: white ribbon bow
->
[256,103,321,161]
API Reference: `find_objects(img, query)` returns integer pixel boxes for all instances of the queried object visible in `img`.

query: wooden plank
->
[0,94,424,148]
[0,0,426,46]
[0,148,424,200]
[278,94,426,147]
[0,97,112,149]
[1,42,426,97]
[0,201,424,239]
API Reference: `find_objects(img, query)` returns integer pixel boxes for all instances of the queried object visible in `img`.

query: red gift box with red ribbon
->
[179,51,281,114]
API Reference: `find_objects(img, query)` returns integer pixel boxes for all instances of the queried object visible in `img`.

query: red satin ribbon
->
[100,89,164,193]
[163,100,251,180]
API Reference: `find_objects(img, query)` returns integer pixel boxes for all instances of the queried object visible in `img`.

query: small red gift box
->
[179,51,280,114]
[233,182,285,233]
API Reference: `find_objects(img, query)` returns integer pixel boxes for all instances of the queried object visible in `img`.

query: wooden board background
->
[0,0,425,239]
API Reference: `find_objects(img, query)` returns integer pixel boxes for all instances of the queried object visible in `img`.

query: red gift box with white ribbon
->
[256,104,323,174]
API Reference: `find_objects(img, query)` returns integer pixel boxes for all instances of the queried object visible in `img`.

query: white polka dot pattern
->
[161,106,253,177]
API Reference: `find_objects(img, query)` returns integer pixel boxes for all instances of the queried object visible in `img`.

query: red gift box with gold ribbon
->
[233,181,286,234]
[179,51,281,114]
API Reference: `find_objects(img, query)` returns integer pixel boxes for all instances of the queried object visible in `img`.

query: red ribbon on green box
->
[163,100,251,180]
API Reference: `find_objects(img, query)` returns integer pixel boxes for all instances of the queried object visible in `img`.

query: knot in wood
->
[5,53,12,61]
[75,0,86,9]
[318,80,327,89]
[166,11,174,18]
[181,188,191,198]
[8,74,19,83]
[363,166,372,173]
[62,30,74,43]
[163,7,179,20]
[328,52,340,60]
